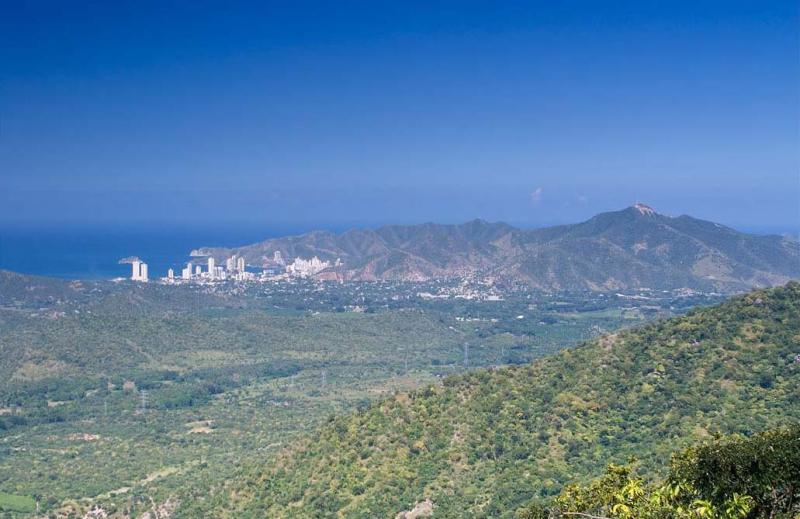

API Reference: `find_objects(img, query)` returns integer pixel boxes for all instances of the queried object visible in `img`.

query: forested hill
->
[188,282,800,518]
[194,204,800,292]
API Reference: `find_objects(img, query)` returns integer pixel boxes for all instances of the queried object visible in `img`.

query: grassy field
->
[0,492,36,514]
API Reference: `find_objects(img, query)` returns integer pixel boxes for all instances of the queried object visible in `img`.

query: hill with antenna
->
[195,205,800,292]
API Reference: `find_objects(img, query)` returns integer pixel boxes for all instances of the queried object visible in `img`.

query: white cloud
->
[530,187,543,203]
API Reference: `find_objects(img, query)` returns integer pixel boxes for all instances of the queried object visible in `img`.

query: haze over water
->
[0,224,322,280]
[1,218,797,280]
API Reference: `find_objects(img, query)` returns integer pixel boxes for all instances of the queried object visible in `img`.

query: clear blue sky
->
[1,1,798,231]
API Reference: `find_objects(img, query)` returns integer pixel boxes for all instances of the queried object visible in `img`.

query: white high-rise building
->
[130,260,148,281]
[131,260,142,281]
[182,262,193,280]
[226,256,235,272]
[237,257,245,272]
[168,268,174,280]
[195,265,201,276]
[208,257,216,279]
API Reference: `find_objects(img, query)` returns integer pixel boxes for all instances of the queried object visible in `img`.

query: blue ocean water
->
[0,224,325,280]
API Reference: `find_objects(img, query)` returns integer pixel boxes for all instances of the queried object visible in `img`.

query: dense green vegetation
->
[1,272,684,516]
[190,283,800,518]
[519,425,799,518]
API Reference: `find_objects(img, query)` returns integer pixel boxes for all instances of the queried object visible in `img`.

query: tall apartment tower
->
[139,263,148,281]
[237,257,245,272]
[208,257,215,279]
[131,260,142,281]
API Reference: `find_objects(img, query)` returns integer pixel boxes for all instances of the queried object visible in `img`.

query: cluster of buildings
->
[169,254,254,283]
[286,256,340,277]
[416,277,505,301]
[125,254,254,283]
[124,251,344,284]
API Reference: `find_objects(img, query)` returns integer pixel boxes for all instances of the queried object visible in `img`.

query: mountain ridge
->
[194,205,800,292]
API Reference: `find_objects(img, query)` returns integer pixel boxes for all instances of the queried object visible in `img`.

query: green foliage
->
[0,267,784,517]
[518,464,755,519]
[2,274,650,515]
[193,283,800,518]
[670,425,800,517]
[518,425,799,519]
[0,492,36,513]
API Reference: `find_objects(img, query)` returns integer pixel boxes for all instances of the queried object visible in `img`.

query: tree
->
[518,425,799,519]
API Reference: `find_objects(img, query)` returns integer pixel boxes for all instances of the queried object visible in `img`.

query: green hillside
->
[520,425,799,518]
[190,282,800,518]
[5,271,668,516]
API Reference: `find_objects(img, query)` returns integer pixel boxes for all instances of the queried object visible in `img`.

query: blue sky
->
[1,1,798,231]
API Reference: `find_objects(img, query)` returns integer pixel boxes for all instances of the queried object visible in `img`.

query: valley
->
[0,272,715,516]
[0,207,795,518]
[191,283,800,518]
[4,2,797,516]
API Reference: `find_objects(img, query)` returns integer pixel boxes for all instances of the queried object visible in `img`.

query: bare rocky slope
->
[194,204,800,292]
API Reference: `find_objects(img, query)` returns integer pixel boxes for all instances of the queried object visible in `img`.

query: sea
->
[0,224,334,280]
